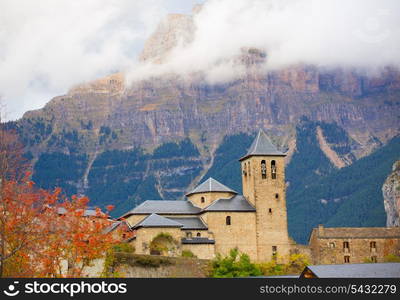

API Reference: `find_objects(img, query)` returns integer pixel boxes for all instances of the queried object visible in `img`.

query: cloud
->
[0,0,199,120]
[1,0,399,120]
[127,0,400,84]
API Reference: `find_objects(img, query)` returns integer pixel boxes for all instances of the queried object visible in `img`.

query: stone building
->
[309,225,400,264]
[119,129,296,262]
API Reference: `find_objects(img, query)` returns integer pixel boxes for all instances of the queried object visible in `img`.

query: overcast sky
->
[1,0,399,121]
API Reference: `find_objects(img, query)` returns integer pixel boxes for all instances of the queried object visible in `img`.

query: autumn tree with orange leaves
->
[0,126,122,277]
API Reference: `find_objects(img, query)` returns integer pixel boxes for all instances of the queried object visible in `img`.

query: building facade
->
[309,225,400,264]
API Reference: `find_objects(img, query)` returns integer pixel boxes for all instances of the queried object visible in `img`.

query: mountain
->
[4,9,400,242]
[383,160,400,227]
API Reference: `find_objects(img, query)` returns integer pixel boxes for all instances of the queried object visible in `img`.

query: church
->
[119,129,400,264]
[119,129,296,262]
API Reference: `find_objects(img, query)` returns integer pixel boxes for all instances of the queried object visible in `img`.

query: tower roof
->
[186,177,237,196]
[240,129,286,161]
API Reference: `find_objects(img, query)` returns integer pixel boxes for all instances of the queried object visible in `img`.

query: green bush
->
[210,248,262,278]
[181,250,197,258]
[384,254,400,262]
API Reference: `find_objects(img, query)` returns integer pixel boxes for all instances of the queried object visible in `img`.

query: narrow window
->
[261,160,267,179]
[371,256,377,263]
[275,193,279,200]
[226,216,231,226]
[268,208,272,214]
[201,197,205,203]
[248,161,251,176]
[344,256,350,263]
[272,246,277,256]
[196,232,201,237]
[370,241,376,250]
[343,241,350,251]
[243,163,247,176]
[271,160,277,179]
[186,232,192,239]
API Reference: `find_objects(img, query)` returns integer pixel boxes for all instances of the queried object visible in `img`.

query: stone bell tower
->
[240,129,292,262]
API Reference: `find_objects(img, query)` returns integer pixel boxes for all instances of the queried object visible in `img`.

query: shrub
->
[181,250,197,258]
[210,248,262,278]
[384,254,400,262]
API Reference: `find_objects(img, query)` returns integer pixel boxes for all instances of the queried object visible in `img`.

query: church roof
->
[120,200,202,218]
[186,177,237,196]
[240,129,285,161]
[167,217,208,230]
[314,226,400,239]
[203,194,256,212]
[132,213,183,229]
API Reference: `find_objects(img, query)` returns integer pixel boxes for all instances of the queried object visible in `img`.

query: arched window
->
[226,216,231,226]
[186,232,192,239]
[201,197,205,203]
[196,232,201,237]
[271,160,277,179]
[268,208,272,214]
[275,193,279,200]
[261,160,267,179]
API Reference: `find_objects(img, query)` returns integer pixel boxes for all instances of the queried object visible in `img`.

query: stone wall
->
[202,211,257,260]
[309,226,400,264]
[133,227,183,256]
[182,243,215,259]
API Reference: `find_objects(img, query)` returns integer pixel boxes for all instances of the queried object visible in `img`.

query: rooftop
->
[314,226,400,239]
[166,217,208,230]
[186,177,237,196]
[119,200,202,218]
[301,263,400,278]
[203,194,256,212]
[240,129,285,161]
[132,213,184,229]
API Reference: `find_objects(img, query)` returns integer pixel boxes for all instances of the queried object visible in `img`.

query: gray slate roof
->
[203,195,256,212]
[314,226,400,239]
[121,200,202,217]
[133,213,183,229]
[167,217,208,230]
[302,263,400,278]
[186,177,237,196]
[240,129,285,160]
[181,237,215,244]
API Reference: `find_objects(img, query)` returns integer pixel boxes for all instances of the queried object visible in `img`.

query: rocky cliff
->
[383,160,400,227]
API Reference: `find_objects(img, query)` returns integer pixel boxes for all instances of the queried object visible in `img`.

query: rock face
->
[383,161,400,227]
[14,9,400,204]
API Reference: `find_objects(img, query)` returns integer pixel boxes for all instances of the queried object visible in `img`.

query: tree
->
[210,248,262,278]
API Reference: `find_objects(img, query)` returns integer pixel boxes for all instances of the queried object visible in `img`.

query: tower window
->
[248,161,251,176]
[268,208,272,214]
[243,163,247,176]
[271,160,277,179]
[275,193,279,200]
[344,256,350,263]
[201,197,205,203]
[261,160,267,179]
[226,216,231,225]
